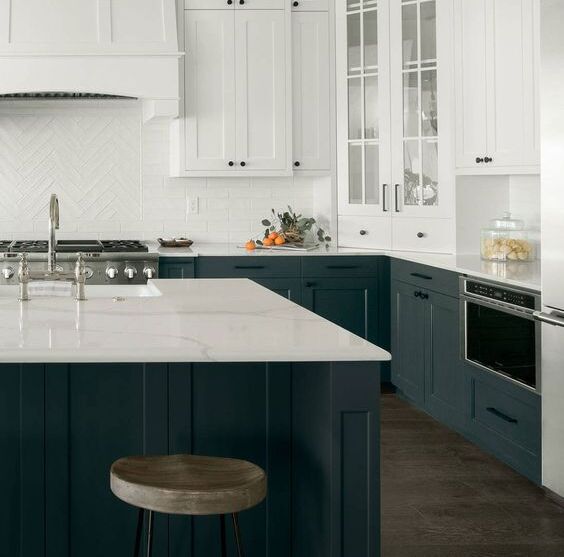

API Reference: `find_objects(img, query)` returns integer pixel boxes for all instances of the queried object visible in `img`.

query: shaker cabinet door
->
[391,281,426,406]
[235,10,288,171]
[184,10,237,171]
[292,11,331,171]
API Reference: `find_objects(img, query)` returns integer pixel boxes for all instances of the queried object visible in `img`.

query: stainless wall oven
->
[460,277,541,392]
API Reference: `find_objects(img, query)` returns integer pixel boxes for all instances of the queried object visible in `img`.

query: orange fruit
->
[274,235,286,245]
[245,240,256,251]
[268,231,279,240]
[262,237,274,247]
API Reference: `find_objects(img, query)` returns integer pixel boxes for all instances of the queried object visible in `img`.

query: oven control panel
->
[465,281,536,310]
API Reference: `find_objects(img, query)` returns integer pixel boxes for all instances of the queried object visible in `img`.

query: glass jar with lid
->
[481,212,535,262]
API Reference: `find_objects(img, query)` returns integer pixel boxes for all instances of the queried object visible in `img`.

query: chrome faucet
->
[48,193,59,273]
[17,194,88,301]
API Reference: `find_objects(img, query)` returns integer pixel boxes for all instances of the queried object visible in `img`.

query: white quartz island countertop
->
[0,279,391,364]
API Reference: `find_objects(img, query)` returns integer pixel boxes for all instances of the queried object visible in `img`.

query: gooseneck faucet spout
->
[48,194,59,273]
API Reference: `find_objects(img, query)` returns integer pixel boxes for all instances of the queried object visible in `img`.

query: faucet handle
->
[18,253,30,279]
[75,253,86,278]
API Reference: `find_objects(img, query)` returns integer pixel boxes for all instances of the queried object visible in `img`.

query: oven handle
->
[533,310,564,328]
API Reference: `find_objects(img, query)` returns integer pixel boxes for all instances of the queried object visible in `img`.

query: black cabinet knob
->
[484,156,493,163]
[240,161,246,167]
[293,1,299,5]
[420,292,429,300]
[294,161,300,167]
[417,232,425,238]
[305,281,316,288]
[476,157,485,163]
[239,0,245,4]
[228,161,234,167]
[227,0,233,4]
[414,291,421,298]
[359,229,367,236]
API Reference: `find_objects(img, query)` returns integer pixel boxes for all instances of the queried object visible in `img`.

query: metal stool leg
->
[231,513,244,557]
[146,511,154,557]
[220,514,227,557]
[133,508,144,557]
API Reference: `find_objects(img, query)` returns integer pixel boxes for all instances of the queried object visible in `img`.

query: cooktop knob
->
[124,265,137,280]
[143,266,156,280]
[106,266,118,280]
[2,266,14,279]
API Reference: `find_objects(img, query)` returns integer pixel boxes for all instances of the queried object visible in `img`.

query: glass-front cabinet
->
[337,0,454,249]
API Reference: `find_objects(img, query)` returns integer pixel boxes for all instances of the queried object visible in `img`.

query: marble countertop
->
[149,242,541,292]
[0,279,391,364]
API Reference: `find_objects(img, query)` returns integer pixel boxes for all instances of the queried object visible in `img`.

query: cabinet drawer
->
[302,256,382,277]
[338,216,392,250]
[467,368,541,482]
[391,259,459,298]
[196,256,300,278]
[392,218,455,253]
[291,0,329,10]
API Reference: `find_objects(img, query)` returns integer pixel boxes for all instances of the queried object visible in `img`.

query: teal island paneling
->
[0,360,381,557]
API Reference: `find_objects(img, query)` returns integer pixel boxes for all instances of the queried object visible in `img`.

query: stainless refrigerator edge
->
[539,0,564,498]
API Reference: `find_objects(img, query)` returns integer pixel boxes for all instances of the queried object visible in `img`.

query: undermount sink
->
[0,282,162,299]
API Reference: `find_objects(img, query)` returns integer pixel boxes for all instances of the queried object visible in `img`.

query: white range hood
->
[0,0,182,122]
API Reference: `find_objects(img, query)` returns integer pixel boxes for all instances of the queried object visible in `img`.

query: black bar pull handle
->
[410,272,433,280]
[234,265,265,270]
[326,265,359,270]
[486,407,518,424]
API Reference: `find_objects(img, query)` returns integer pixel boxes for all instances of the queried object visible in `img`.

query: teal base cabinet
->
[391,260,466,433]
[159,258,195,279]
[0,361,381,557]
[465,366,541,484]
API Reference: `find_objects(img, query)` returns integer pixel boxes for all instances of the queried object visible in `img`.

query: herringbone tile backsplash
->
[0,100,317,243]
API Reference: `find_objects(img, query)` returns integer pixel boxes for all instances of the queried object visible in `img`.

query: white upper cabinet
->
[0,0,178,53]
[292,11,331,171]
[235,10,288,171]
[454,0,540,173]
[337,0,392,221]
[184,11,236,171]
[177,8,291,176]
[337,0,455,252]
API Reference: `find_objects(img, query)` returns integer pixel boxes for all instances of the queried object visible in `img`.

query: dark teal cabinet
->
[465,365,541,483]
[390,281,426,406]
[302,277,379,344]
[0,365,45,557]
[391,263,465,431]
[159,258,195,278]
[1,361,381,557]
[252,277,302,305]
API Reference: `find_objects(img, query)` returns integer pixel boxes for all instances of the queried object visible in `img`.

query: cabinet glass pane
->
[365,144,379,204]
[402,4,418,69]
[420,1,437,62]
[365,75,379,139]
[404,140,421,206]
[421,69,438,136]
[347,13,361,74]
[349,144,363,204]
[403,72,418,137]
[422,139,438,206]
[348,78,362,140]
[364,9,378,69]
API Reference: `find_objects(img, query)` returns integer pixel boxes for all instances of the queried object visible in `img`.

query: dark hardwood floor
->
[381,393,564,557]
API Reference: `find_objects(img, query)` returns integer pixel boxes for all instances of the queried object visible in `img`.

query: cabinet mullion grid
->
[347,0,379,207]
[401,0,439,209]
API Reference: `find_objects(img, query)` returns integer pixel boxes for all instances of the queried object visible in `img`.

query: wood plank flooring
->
[381,393,564,557]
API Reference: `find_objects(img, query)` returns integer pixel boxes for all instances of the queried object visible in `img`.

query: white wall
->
[456,174,541,254]
[0,100,321,243]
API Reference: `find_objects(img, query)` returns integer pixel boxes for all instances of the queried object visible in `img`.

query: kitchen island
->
[0,279,389,557]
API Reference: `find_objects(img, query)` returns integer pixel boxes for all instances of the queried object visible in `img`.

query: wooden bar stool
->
[110,454,267,557]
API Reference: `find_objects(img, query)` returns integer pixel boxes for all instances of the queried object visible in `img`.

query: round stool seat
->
[110,454,266,516]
